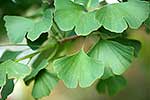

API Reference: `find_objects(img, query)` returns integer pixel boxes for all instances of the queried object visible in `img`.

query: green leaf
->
[96,75,127,96]
[72,0,100,8]
[54,0,100,36]
[0,50,21,63]
[88,40,134,79]
[0,79,14,100]
[4,9,52,43]
[24,59,49,85]
[111,37,141,57]
[53,49,104,88]
[96,1,150,33]
[0,60,30,86]
[32,69,58,99]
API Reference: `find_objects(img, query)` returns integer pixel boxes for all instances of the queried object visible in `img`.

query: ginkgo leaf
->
[32,69,58,99]
[0,50,21,63]
[96,75,127,96]
[88,40,134,79]
[0,60,30,86]
[54,0,100,36]
[53,49,104,88]
[96,0,150,33]
[0,79,14,100]
[4,9,52,43]
[72,0,100,9]
[24,59,49,85]
[111,37,141,57]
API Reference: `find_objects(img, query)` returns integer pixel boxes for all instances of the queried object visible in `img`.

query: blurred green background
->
[0,0,150,100]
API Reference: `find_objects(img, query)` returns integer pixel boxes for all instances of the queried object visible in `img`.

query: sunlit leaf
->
[53,49,104,88]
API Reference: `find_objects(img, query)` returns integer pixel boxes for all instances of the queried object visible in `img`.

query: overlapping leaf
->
[72,0,100,9]
[88,40,134,79]
[96,75,127,96]
[32,69,58,99]
[53,49,104,88]
[96,0,150,33]
[4,9,52,43]
[0,79,14,100]
[24,59,49,85]
[24,59,58,99]
[111,37,141,57]
[54,0,100,36]
[0,50,21,63]
[0,60,30,86]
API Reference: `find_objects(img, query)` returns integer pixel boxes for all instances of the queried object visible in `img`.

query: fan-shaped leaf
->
[4,9,52,43]
[96,75,127,96]
[53,49,104,88]
[0,60,30,86]
[32,69,58,99]
[96,1,149,33]
[88,40,134,79]
[54,0,100,36]
[24,59,49,85]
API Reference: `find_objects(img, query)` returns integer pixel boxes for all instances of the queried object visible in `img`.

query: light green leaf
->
[24,59,48,85]
[0,60,30,86]
[88,40,134,79]
[96,75,127,96]
[53,49,104,88]
[96,1,150,33]
[54,0,100,36]
[4,9,52,43]
[32,69,58,99]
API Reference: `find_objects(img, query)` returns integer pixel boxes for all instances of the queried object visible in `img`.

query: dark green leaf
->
[96,75,127,96]
[0,50,21,63]
[0,79,14,100]
[26,33,48,50]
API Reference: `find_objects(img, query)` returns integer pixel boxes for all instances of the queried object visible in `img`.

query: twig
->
[59,35,81,43]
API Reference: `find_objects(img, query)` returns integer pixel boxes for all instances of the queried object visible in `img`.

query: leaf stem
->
[59,35,81,43]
